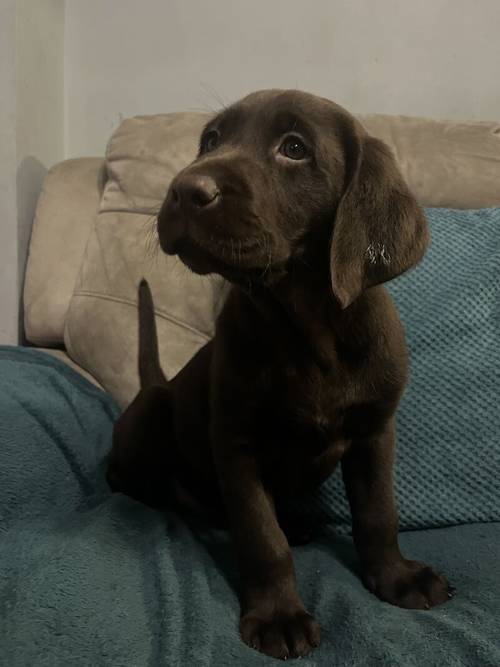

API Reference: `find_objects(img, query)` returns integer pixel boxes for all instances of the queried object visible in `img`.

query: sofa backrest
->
[23,111,500,399]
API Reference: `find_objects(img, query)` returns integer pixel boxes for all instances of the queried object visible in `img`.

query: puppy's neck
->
[247,262,364,372]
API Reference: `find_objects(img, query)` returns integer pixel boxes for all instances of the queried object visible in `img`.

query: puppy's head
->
[157,89,428,307]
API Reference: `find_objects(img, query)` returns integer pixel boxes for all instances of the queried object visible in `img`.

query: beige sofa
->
[23,111,500,407]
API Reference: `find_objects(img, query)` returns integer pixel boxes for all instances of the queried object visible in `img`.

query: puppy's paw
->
[365,559,455,609]
[240,606,320,660]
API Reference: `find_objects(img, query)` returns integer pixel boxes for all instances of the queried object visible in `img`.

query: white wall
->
[0,0,19,343]
[16,0,65,333]
[65,0,500,158]
[0,0,64,344]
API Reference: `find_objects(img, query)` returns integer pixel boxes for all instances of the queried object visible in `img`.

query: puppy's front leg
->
[214,439,320,660]
[341,419,454,609]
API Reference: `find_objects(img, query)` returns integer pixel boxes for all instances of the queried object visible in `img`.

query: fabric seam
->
[72,290,212,340]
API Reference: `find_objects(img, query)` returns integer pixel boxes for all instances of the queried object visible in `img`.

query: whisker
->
[199,82,228,111]
[258,235,273,281]
[140,203,162,215]
[187,107,217,116]
[141,214,164,272]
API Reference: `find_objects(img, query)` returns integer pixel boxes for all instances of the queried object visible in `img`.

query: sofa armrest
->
[24,158,106,346]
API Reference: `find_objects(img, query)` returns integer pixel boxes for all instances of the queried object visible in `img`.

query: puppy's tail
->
[138,279,168,388]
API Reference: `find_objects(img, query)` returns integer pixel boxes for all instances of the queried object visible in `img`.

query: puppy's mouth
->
[170,234,276,280]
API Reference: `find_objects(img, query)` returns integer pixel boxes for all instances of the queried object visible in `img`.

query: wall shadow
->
[17,155,47,344]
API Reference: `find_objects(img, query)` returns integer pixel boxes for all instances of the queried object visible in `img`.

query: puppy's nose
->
[172,174,220,210]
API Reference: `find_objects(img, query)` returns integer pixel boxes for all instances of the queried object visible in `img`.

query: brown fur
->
[107,90,452,660]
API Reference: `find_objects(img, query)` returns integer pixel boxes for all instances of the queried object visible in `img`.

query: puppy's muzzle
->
[157,172,221,255]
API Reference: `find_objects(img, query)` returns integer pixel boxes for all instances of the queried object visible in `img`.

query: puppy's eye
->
[200,130,220,154]
[280,135,307,160]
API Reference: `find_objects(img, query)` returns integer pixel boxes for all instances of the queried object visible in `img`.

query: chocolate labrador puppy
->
[108,90,453,660]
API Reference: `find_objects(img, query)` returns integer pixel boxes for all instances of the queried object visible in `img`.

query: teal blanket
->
[0,347,499,666]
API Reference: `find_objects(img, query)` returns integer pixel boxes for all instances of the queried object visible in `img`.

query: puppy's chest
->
[289,361,326,403]
[270,362,349,443]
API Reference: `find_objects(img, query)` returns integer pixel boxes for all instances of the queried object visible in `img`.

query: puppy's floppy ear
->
[330,121,429,309]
